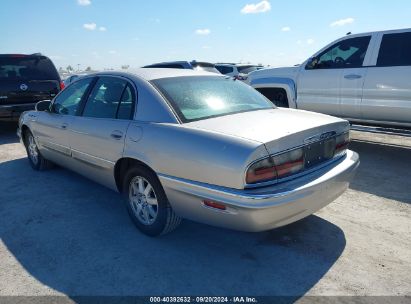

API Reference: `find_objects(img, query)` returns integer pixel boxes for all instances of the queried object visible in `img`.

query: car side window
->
[82,77,133,119]
[377,32,411,67]
[311,36,371,69]
[117,84,136,120]
[52,77,93,115]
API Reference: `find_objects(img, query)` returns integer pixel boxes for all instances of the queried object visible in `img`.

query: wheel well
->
[21,125,30,142]
[256,87,289,108]
[114,158,157,193]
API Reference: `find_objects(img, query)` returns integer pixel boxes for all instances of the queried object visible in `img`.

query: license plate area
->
[304,138,336,169]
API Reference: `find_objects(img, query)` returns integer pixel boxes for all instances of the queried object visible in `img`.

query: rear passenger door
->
[68,76,136,189]
[361,31,411,124]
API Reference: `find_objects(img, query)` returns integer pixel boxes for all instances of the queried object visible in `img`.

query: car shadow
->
[0,122,19,145]
[0,158,346,298]
[350,140,411,204]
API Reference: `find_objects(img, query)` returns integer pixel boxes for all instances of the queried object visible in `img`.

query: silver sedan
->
[17,69,360,236]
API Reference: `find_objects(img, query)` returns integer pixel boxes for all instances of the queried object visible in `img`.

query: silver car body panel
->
[18,68,359,232]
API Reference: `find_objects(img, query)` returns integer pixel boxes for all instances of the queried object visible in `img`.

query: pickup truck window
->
[313,36,371,69]
[377,32,411,67]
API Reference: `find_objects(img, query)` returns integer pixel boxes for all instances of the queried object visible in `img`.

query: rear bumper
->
[0,103,36,120]
[159,150,360,232]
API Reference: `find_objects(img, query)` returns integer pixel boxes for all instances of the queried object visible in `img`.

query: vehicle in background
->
[63,73,89,87]
[143,61,220,74]
[215,63,264,81]
[18,68,359,237]
[248,28,411,128]
[0,53,63,121]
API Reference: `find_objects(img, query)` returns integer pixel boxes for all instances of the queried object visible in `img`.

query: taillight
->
[272,148,304,179]
[59,81,65,90]
[246,148,304,184]
[246,157,277,184]
[235,74,248,81]
[335,132,350,156]
[245,132,350,185]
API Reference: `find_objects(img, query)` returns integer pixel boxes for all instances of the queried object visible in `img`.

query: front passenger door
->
[68,76,136,190]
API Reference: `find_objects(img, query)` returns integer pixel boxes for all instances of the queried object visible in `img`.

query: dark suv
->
[0,54,63,121]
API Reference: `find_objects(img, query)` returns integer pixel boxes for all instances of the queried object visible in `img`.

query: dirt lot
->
[0,121,410,299]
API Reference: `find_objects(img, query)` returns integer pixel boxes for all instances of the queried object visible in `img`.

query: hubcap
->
[129,176,159,225]
[27,135,39,165]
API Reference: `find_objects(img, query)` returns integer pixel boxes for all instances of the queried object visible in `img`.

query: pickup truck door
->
[296,64,341,116]
[361,31,411,125]
[297,35,372,118]
[34,77,94,165]
[67,76,136,190]
[339,35,374,119]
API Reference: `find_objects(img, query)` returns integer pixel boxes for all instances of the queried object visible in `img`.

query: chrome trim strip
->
[42,141,71,156]
[71,148,115,169]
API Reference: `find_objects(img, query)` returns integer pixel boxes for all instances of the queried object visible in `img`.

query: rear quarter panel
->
[123,122,269,189]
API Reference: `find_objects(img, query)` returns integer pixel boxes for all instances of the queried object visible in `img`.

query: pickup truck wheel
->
[24,130,53,171]
[123,166,181,236]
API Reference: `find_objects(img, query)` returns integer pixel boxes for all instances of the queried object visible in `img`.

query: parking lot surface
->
[0,122,410,297]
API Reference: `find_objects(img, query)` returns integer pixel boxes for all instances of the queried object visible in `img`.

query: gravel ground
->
[0,122,410,299]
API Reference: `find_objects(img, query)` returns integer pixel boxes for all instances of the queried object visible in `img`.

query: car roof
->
[91,68,223,81]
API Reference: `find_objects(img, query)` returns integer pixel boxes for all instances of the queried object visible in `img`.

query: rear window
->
[152,76,274,123]
[377,32,411,67]
[0,56,59,80]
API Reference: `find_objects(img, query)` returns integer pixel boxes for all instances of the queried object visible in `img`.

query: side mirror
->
[306,57,319,70]
[35,100,52,112]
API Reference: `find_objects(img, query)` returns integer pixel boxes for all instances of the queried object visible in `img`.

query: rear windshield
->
[0,56,59,80]
[152,76,274,123]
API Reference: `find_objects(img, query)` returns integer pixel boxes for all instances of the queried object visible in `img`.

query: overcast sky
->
[1,0,410,70]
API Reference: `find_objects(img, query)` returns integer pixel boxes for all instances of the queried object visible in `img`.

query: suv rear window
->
[0,56,60,80]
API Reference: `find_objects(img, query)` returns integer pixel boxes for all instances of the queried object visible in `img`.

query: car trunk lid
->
[185,108,349,154]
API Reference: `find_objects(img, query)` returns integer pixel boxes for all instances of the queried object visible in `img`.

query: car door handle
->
[110,131,123,140]
[61,123,68,129]
[344,74,362,80]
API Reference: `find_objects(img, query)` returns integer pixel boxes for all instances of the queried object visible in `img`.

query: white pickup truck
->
[248,28,411,128]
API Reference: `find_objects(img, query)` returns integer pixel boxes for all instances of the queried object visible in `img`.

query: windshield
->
[0,56,59,80]
[152,76,274,123]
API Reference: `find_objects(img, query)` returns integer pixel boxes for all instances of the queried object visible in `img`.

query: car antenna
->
[346,32,352,36]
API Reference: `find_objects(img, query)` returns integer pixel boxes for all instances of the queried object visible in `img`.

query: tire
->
[23,130,53,171]
[123,166,181,236]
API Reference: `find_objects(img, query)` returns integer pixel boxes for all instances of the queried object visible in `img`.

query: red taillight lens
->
[246,157,277,184]
[246,148,304,184]
[203,200,226,211]
[335,132,350,156]
[59,81,65,90]
[272,148,304,179]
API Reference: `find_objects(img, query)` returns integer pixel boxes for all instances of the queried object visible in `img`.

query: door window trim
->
[305,35,372,70]
[50,76,97,116]
[77,75,138,120]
